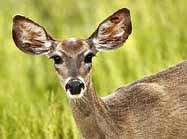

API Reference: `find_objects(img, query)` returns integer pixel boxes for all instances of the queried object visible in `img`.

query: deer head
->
[12,8,132,99]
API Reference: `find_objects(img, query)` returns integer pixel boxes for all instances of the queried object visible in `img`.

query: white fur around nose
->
[64,77,86,99]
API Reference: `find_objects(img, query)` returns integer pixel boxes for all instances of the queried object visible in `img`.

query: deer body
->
[12,8,187,139]
[70,61,187,139]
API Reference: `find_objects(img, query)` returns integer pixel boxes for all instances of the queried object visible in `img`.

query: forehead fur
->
[57,38,89,57]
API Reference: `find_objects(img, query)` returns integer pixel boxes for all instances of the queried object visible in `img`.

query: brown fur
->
[71,61,187,139]
[12,8,187,139]
[59,39,88,57]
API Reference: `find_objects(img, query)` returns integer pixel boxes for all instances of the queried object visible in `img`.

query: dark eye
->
[84,53,95,63]
[50,55,63,64]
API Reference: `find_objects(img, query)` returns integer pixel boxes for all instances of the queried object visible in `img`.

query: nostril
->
[65,83,71,91]
[79,82,85,90]
[65,80,85,95]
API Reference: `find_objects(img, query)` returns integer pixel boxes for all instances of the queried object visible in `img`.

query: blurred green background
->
[0,0,187,138]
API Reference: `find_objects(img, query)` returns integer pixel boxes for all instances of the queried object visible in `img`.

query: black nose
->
[65,79,85,95]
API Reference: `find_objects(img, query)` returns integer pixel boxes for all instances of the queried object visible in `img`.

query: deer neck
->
[69,78,106,120]
[69,77,122,138]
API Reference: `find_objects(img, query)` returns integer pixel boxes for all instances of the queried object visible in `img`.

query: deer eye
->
[84,53,95,63]
[50,55,63,64]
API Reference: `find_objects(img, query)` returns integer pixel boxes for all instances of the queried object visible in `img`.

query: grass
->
[0,0,187,138]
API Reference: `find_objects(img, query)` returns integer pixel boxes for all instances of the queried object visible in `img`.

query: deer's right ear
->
[12,15,55,55]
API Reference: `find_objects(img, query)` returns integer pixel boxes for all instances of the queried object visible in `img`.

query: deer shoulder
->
[102,61,187,138]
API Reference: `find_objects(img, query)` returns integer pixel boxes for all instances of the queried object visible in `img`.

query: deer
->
[12,8,187,139]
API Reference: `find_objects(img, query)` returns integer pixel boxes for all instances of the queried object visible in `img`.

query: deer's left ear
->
[12,15,55,55]
[89,8,132,51]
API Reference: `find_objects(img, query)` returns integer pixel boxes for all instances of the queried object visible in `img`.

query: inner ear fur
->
[12,15,55,55]
[89,8,132,51]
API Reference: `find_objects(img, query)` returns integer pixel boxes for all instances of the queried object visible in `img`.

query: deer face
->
[12,8,132,99]
[48,38,97,98]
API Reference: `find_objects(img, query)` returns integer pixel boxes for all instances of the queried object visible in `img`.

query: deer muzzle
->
[65,79,85,96]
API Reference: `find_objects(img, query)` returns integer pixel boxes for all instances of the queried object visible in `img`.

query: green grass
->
[0,0,187,138]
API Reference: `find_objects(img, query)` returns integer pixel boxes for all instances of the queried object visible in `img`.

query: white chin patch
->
[66,88,84,99]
